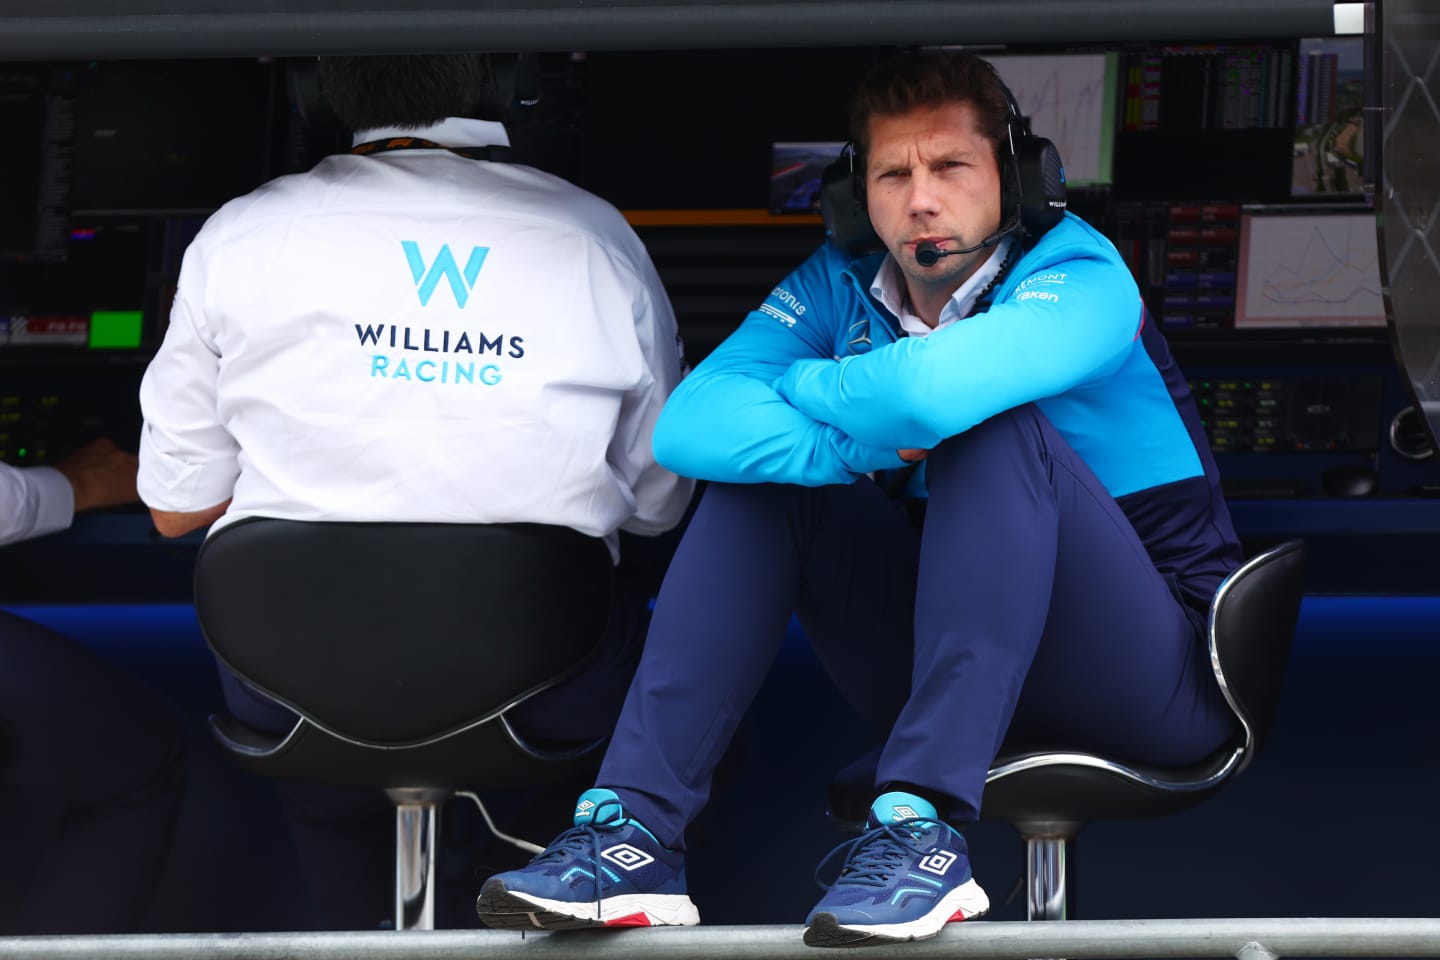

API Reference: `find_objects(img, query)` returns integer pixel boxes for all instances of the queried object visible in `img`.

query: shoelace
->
[528,798,629,919]
[814,816,951,890]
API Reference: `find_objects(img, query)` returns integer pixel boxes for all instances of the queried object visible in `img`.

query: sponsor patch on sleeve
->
[1014,272,1066,304]
[759,285,809,328]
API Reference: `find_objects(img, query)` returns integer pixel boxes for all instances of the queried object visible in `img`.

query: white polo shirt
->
[0,464,73,547]
[138,118,694,559]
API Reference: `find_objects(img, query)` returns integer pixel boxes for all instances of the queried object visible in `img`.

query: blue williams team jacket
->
[653,212,1243,614]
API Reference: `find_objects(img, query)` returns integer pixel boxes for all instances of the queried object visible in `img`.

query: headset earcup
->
[820,157,884,258]
[1016,134,1067,235]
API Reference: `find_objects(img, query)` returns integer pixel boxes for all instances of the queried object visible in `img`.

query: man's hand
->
[54,438,139,513]
[898,448,929,463]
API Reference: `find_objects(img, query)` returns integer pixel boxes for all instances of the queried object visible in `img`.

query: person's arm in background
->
[137,245,239,540]
[0,438,139,548]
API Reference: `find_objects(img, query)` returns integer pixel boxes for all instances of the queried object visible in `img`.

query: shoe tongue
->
[868,790,938,829]
[573,788,626,827]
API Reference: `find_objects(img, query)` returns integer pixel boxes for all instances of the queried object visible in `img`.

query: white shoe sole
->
[805,877,990,946]
[477,879,700,930]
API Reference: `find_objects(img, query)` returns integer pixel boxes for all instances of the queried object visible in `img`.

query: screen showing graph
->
[985,52,1118,186]
[1235,208,1386,328]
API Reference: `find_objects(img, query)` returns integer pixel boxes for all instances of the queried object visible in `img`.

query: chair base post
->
[388,788,447,931]
[1020,820,1081,922]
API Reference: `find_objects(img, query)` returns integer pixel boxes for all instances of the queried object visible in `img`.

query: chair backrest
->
[1208,538,1306,772]
[194,518,614,747]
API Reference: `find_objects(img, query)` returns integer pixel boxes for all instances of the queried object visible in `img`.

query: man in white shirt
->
[0,439,187,933]
[136,53,694,929]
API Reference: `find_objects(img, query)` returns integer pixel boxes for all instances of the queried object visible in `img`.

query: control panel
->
[1189,375,1382,455]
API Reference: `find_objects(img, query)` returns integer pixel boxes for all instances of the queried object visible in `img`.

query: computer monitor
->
[0,60,279,356]
[984,51,1119,187]
[1291,37,1365,197]
[769,141,847,214]
[1111,42,1296,202]
[1234,206,1386,329]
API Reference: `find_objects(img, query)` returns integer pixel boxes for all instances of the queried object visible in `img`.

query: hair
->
[317,54,495,131]
[847,50,1014,168]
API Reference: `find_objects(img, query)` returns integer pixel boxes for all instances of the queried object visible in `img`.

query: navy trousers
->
[0,610,187,934]
[599,404,1238,848]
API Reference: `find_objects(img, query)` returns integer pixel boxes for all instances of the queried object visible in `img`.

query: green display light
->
[89,311,143,349]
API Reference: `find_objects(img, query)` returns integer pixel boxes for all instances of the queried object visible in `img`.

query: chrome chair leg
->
[1026,834,1068,920]
[1022,821,1079,922]
[389,789,446,931]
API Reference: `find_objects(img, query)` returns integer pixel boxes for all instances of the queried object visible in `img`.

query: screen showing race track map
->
[1291,37,1365,197]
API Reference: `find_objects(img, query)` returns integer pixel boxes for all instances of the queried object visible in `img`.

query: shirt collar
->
[352,117,511,150]
[870,236,1014,337]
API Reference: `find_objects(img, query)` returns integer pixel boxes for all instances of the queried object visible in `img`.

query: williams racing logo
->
[403,241,489,308]
[359,240,520,387]
[357,323,522,387]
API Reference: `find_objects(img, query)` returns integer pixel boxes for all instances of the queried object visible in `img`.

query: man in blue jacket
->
[477,48,1244,946]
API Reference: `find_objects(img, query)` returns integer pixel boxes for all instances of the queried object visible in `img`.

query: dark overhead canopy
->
[0,0,1339,60]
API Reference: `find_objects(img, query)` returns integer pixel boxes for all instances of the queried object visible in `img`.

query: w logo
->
[401,241,489,308]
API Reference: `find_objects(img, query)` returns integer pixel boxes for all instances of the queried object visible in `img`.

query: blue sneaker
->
[804,791,989,947]
[475,788,700,930]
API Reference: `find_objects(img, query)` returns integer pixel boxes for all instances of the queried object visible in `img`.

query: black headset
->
[820,65,1068,258]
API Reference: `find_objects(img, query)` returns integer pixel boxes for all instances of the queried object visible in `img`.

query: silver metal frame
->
[213,710,602,761]
[1205,541,1300,776]
[208,671,599,755]
[0,0,1339,59]
[9,918,1440,959]
[985,748,1243,795]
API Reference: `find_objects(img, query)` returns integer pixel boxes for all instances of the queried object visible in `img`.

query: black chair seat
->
[828,742,1244,830]
[195,518,614,748]
[825,540,1306,920]
[979,743,1244,824]
[193,517,619,930]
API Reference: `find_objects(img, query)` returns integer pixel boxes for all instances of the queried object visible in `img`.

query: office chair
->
[828,539,1306,920]
[194,517,616,931]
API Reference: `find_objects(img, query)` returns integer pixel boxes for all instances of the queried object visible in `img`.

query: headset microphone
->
[914,214,1023,267]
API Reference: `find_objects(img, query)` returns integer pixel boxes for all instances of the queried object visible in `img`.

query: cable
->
[455,790,546,855]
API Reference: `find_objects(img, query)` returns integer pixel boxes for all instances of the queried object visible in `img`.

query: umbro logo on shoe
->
[918,849,957,876]
[602,843,656,871]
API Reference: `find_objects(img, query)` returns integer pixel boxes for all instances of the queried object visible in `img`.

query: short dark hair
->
[318,54,493,131]
[848,50,1013,169]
